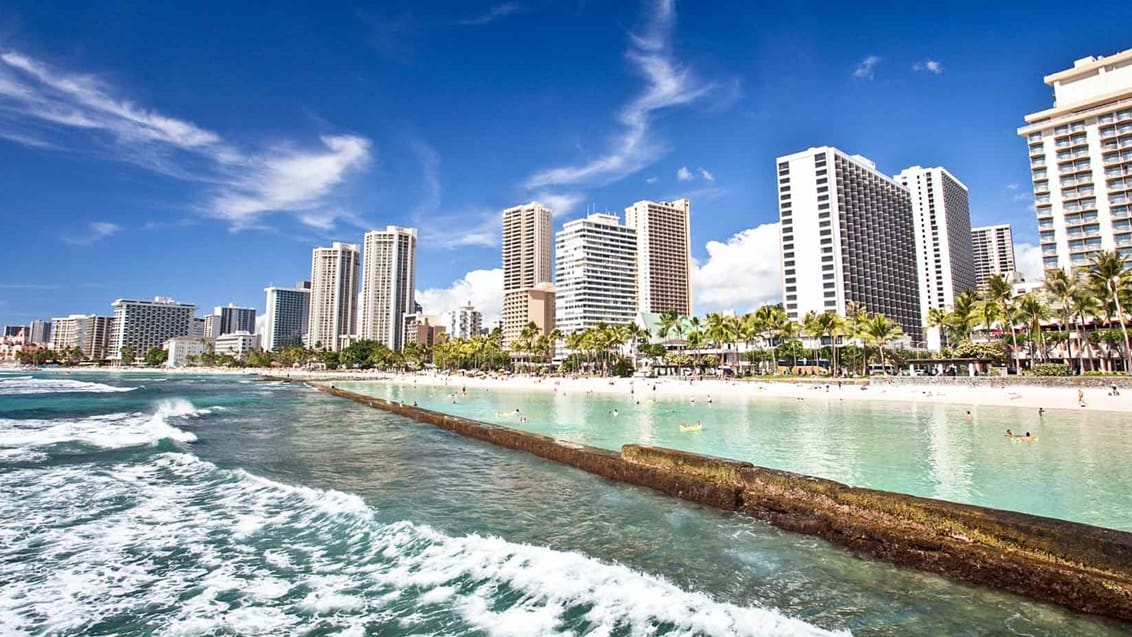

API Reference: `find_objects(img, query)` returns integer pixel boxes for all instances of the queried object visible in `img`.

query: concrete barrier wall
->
[311,382,1132,622]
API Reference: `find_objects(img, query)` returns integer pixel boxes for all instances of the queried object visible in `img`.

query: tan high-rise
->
[359,226,416,351]
[625,199,692,316]
[501,202,554,345]
[307,242,360,352]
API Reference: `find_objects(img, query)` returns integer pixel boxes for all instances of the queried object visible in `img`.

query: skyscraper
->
[895,166,977,322]
[777,147,922,344]
[555,213,638,334]
[28,320,52,345]
[109,297,195,360]
[213,304,257,336]
[1018,49,1132,270]
[970,225,1018,287]
[263,282,311,352]
[359,226,417,351]
[501,202,554,345]
[307,242,360,352]
[50,314,113,360]
[624,199,692,316]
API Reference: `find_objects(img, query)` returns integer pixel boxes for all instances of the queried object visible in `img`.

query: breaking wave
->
[0,398,202,456]
[0,377,137,396]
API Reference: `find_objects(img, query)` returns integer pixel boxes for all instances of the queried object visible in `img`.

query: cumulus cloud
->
[912,60,944,74]
[0,50,372,231]
[852,55,881,79]
[1015,242,1045,283]
[693,223,782,314]
[417,268,504,325]
[524,0,711,190]
[63,221,119,245]
[676,166,694,182]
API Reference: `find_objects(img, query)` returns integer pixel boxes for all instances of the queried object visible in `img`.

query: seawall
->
[310,382,1132,623]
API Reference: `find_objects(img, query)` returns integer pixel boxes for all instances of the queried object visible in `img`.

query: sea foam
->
[0,451,845,636]
[0,398,201,456]
[0,377,137,396]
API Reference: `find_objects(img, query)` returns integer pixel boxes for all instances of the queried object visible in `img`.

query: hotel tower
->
[307,242,360,352]
[359,226,417,351]
[1019,49,1132,270]
[624,199,692,316]
[501,202,555,346]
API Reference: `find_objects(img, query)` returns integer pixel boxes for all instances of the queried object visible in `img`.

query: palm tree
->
[861,313,903,371]
[777,317,801,370]
[1069,286,1100,373]
[656,310,682,342]
[844,301,869,375]
[926,307,951,350]
[815,311,847,376]
[1043,268,1075,362]
[1087,250,1132,372]
[950,290,980,344]
[984,274,1020,374]
[1017,293,1051,364]
[685,328,705,374]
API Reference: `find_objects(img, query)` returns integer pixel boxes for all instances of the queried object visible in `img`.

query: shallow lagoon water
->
[340,379,1132,531]
[0,372,1128,635]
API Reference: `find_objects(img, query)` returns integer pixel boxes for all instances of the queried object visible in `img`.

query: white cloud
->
[419,208,501,249]
[458,3,521,26]
[1006,183,1019,191]
[698,167,714,182]
[693,223,781,314]
[417,268,504,325]
[912,60,944,74]
[534,192,584,217]
[63,221,119,245]
[1015,242,1045,283]
[852,55,881,79]
[523,0,711,190]
[0,50,373,231]
[645,176,658,184]
[676,166,694,182]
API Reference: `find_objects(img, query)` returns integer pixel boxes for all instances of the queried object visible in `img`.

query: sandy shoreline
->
[7,365,1130,414]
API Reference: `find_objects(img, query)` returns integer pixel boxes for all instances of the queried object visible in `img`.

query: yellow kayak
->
[679,424,703,433]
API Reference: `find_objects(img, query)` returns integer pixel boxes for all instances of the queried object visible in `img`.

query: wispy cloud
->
[0,50,372,231]
[523,0,711,190]
[676,166,694,182]
[645,176,658,184]
[63,221,119,245]
[912,60,944,74]
[852,55,881,79]
[534,192,584,217]
[698,167,713,182]
[458,3,521,26]
[419,207,501,249]
[0,283,60,290]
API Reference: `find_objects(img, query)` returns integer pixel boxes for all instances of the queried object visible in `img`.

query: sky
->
[2,0,1131,328]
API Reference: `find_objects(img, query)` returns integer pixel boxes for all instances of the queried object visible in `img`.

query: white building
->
[359,226,417,351]
[189,317,207,338]
[164,336,211,368]
[777,147,922,344]
[971,224,1018,287]
[625,199,692,316]
[202,314,219,338]
[50,314,112,359]
[446,303,482,340]
[214,331,257,361]
[1018,48,1132,270]
[501,202,554,346]
[894,166,977,327]
[263,282,310,352]
[555,213,638,334]
[109,297,195,361]
[307,242,360,352]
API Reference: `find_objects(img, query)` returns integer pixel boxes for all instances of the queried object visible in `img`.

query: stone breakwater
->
[311,382,1132,623]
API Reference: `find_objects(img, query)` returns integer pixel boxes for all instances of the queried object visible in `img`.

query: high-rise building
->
[202,314,218,338]
[189,317,206,338]
[109,297,195,360]
[971,225,1018,287]
[307,242,360,352]
[3,325,25,338]
[51,314,116,360]
[213,304,256,336]
[1018,49,1132,270]
[777,147,922,344]
[502,282,556,343]
[27,320,51,345]
[554,213,638,334]
[263,282,311,352]
[624,199,692,316]
[502,202,554,345]
[895,166,977,322]
[446,303,483,340]
[359,226,417,351]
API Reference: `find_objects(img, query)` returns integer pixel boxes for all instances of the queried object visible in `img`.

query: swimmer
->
[609,409,619,417]
[707,395,713,404]
[1038,407,1045,417]
[1005,429,1014,437]
[965,410,972,420]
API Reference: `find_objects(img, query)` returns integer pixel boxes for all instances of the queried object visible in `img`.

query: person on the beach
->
[1078,389,1087,407]
[1006,429,1013,437]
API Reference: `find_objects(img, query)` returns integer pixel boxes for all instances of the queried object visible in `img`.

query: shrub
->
[1024,363,1070,377]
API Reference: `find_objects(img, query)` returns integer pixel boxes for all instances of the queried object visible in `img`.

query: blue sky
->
[2,0,1131,327]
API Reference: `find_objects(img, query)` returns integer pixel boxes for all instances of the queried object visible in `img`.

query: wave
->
[0,453,844,636]
[0,377,137,396]
[0,398,202,455]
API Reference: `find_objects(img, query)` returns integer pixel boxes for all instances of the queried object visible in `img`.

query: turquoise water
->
[0,372,1128,636]
[339,380,1132,531]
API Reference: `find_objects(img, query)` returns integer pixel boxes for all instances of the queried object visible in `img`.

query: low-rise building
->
[164,336,212,368]
[214,331,257,361]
